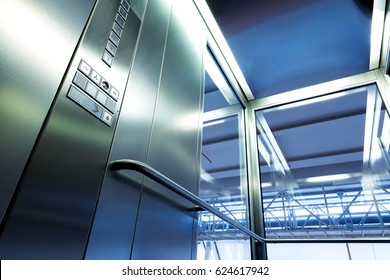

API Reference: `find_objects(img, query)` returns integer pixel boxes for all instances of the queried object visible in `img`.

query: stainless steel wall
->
[0,0,141,259]
[0,0,96,226]
[85,0,205,260]
[130,0,204,260]
[0,0,204,260]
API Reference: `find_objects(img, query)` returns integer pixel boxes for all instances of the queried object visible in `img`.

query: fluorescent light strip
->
[305,174,352,183]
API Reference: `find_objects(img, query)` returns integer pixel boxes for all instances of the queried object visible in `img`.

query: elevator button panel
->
[68,59,118,126]
[102,0,131,67]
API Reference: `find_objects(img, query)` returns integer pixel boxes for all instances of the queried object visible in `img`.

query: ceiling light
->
[306,174,351,183]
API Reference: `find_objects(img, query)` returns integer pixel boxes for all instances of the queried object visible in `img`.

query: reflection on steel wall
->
[130,0,204,260]
[0,0,96,226]
[0,0,204,260]
[86,0,205,260]
[0,0,141,259]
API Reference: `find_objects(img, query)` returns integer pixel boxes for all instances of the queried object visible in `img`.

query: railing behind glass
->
[111,159,390,244]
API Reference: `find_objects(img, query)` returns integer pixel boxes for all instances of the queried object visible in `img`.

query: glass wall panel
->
[197,114,250,259]
[256,84,390,240]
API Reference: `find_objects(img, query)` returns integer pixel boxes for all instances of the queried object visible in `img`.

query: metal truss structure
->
[197,181,390,240]
[263,183,390,239]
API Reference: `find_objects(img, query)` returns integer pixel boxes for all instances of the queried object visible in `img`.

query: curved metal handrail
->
[111,159,390,244]
[111,159,266,243]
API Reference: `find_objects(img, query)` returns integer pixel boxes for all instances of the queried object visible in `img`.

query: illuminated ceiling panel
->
[206,0,373,98]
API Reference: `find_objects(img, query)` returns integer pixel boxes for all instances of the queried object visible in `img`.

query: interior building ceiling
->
[205,0,374,99]
[199,0,390,240]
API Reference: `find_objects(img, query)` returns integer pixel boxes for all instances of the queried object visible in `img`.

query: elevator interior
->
[1,0,390,260]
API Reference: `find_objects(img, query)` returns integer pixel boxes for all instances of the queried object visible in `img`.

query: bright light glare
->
[200,168,214,183]
[305,174,351,183]
[205,51,238,105]
[275,91,349,111]
[0,1,73,74]
[203,119,225,127]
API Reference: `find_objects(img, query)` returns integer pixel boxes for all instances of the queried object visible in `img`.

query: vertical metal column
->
[245,103,268,259]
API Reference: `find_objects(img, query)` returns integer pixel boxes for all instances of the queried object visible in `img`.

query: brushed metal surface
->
[85,0,173,259]
[131,0,205,260]
[86,0,205,260]
[0,0,95,225]
[0,0,140,259]
[130,0,148,19]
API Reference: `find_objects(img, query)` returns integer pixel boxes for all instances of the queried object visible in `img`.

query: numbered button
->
[109,31,120,47]
[118,6,128,20]
[106,41,117,56]
[102,51,114,67]
[121,0,130,12]
[112,22,123,37]
[116,14,125,28]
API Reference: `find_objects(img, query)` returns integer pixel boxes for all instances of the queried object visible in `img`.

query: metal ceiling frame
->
[193,0,255,105]
[370,0,387,70]
[194,0,388,104]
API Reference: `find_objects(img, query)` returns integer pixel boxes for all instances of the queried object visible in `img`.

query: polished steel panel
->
[131,0,205,259]
[85,0,173,259]
[0,0,140,259]
[0,0,95,225]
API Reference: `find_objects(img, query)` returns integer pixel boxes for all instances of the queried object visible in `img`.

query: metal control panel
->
[102,0,131,66]
[69,60,120,126]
